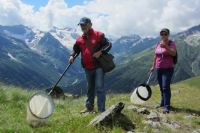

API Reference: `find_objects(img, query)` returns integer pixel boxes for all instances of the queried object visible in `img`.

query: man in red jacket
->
[68,17,112,113]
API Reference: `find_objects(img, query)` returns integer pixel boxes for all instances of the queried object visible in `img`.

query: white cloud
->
[0,0,34,25]
[0,0,200,37]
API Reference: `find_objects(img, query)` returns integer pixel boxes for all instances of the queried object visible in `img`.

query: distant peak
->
[49,26,74,32]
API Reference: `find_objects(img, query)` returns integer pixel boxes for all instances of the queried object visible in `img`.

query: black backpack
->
[169,41,178,64]
[156,40,178,65]
[173,51,178,64]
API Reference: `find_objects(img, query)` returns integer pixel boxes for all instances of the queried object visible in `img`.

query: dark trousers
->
[157,68,174,109]
[84,68,105,112]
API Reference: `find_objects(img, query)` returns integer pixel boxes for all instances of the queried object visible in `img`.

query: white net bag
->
[27,92,54,127]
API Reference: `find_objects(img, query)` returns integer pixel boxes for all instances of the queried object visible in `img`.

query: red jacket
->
[71,28,112,70]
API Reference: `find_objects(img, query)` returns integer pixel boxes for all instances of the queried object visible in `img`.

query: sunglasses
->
[80,24,87,27]
[160,33,168,36]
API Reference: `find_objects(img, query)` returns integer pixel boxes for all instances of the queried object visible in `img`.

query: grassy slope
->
[0,76,200,133]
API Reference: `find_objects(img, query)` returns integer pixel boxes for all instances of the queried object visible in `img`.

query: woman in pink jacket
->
[151,28,177,113]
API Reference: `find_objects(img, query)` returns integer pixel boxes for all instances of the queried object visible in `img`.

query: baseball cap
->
[78,17,91,25]
[160,28,170,35]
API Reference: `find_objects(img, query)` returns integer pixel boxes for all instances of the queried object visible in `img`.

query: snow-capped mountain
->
[0,25,84,89]
[1,24,200,93]
[184,32,200,47]
[0,25,80,51]
[111,34,159,61]
[50,26,79,50]
[0,24,159,90]
[176,24,200,47]
[0,25,34,43]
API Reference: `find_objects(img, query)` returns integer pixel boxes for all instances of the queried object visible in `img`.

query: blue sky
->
[21,0,90,9]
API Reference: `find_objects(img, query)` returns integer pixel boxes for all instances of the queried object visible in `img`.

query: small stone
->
[184,115,195,120]
[152,122,161,128]
[171,121,181,129]
[137,108,150,114]
[146,112,160,121]
[127,105,139,112]
[127,131,134,133]
[143,120,161,128]
[172,89,180,94]
[162,121,180,129]
[192,129,200,133]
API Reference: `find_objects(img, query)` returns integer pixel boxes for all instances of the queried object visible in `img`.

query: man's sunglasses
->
[80,23,89,27]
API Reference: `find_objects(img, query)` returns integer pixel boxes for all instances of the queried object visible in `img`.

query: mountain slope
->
[105,25,200,92]
[112,34,159,62]
[0,25,84,88]
[0,24,200,93]
[0,76,199,132]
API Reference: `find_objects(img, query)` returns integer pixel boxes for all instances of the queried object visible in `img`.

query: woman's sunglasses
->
[160,33,168,36]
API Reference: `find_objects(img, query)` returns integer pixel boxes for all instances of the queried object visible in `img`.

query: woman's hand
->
[150,66,155,72]
[160,40,168,48]
[160,40,176,56]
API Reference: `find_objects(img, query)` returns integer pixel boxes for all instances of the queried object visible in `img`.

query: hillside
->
[104,26,200,92]
[0,76,199,133]
[0,25,84,89]
[0,24,200,93]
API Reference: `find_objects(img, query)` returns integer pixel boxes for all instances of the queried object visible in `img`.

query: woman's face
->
[160,31,169,41]
[160,32,169,41]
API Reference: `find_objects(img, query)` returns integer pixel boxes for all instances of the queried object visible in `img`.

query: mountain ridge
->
[0,24,200,92]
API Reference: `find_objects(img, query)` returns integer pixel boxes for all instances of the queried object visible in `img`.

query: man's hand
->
[93,51,102,58]
[68,56,74,64]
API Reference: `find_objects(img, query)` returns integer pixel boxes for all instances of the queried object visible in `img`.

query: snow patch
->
[28,28,45,53]
[7,53,20,62]
[185,32,200,47]
[72,79,79,85]
[50,27,79,50]
[3,28,32,43]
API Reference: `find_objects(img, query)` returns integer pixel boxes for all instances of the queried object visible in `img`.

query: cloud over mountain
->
[0,0,200,37]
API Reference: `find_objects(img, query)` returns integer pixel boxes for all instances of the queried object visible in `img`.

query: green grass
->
[0,76,200,133]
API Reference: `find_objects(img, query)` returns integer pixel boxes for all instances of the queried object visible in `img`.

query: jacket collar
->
[82,28,94,39]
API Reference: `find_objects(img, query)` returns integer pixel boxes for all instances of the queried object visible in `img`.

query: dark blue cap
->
[78,17,91,25]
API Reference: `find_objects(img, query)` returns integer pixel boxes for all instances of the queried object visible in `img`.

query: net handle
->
[146,72,153,85]
[48,54,78,95]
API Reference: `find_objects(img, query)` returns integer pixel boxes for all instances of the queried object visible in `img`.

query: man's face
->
[80,23,91,34]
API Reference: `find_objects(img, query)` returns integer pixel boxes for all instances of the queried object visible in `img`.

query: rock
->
[64,93,80,99]
[127,105,150,114]
[172,89,180,94]
[146,112,160,122]
[152,122,161,128]
[127,105,139,112]
[143,120,161,128]
[89,102,135,131]
[137,108,150,115]
[171,121,181,129]
[46,86,65,99]
[184,115,195,120]
[163,121,180,129]
[88,102,125,126]
[192,129,200,133]
[153,129,161,133]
